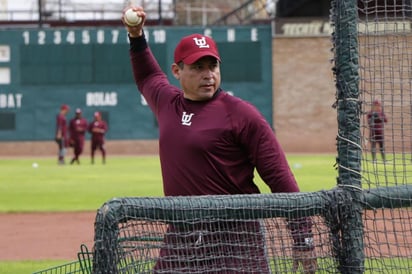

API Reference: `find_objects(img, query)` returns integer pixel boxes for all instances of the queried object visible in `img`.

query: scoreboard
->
[0,25,272,141]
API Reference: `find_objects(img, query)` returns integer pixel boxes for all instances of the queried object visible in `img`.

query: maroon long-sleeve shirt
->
[129,35,299,197]
[55,113,67,140]
[88,119,108,144]
[367,110,387,142]
[69,117,88,142]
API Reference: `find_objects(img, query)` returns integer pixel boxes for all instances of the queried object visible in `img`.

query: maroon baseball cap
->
[60,104,69,111]
[174,34,221,65]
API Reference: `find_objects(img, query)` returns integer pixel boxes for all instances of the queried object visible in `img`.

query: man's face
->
[172,56,221,101]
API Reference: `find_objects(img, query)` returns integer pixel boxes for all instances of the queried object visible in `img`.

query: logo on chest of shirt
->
[181,112,194,126]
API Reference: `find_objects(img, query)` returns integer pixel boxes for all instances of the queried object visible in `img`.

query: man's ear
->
[171,63,180,80]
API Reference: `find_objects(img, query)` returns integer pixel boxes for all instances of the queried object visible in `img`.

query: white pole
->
[0,0,8,20]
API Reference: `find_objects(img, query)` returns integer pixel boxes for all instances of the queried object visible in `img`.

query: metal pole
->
[158,0,163,25]
[332,0,364,272]
[38,0,43,27]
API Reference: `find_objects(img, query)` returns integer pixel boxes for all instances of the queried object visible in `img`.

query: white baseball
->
[124,8,142,26]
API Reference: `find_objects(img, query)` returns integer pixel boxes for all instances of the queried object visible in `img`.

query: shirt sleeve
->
[128,32,172,115]
[129,33,148,53]
[232,100,300,193]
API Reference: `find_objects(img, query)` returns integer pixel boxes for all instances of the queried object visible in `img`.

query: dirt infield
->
[2,209,409,262]
[0,212,96,260]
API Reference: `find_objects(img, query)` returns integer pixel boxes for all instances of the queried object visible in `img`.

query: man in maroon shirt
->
[69,108,88,165]
[55,104,70,165]
[367,100,388,162]
[122,7,317,273]
[88,112,108,164]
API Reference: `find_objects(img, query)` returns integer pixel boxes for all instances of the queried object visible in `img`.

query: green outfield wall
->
[0,25,272,141]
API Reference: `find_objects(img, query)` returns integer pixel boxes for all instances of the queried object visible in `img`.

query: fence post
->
[331,0,364,272]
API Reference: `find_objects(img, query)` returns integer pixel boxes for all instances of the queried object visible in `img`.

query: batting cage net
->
[356,0,412,273]
[89,0,412,273]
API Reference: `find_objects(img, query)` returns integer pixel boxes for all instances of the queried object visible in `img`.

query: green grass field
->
[0,154,337,273]
[0,154,338,212]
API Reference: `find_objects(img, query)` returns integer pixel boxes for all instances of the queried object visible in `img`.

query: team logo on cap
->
[193,37,210,49]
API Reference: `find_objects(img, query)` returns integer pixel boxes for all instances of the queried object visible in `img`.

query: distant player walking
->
[88,112,108,164]
[367,100,388,162]
[55,104,70,165]
[69,108,88,164]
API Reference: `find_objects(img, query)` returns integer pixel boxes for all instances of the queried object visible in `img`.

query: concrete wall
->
[273,36,337,153]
